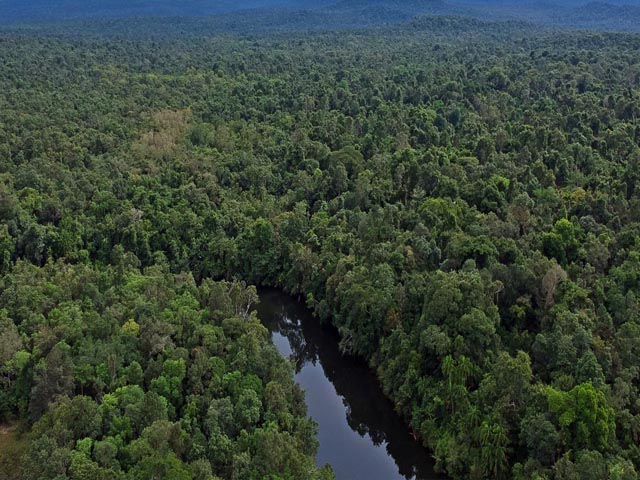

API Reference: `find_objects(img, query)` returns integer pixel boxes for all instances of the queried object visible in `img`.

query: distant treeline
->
[2,0,640,33]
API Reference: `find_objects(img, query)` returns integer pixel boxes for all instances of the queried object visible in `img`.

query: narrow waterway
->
[256,290,443,480]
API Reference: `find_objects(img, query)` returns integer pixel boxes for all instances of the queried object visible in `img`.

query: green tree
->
[547,382,615,452]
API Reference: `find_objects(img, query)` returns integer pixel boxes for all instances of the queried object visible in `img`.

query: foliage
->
[1,262,328,480]
[1,14,640,480]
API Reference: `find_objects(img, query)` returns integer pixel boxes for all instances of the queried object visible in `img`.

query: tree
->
[441,355,473,415]
[29,342,75,420]
[234,388,262,430]
[127,452,192,480]
[547,382,615,452]
[542,219,581,265]
[479,422,510,479]
[22,435,72,480]
[237,218,277,284]
[541,263,567,309]
[0,310,21,367]
[519,413,559,466]
[0,224,15,273]
[479,351,533,421]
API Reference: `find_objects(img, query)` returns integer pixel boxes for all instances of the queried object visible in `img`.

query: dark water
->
[256,290,443,480]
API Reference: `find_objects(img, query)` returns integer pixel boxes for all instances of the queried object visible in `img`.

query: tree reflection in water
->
[257,290,444,480]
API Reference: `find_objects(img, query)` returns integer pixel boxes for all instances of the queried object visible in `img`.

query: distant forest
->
[2,0,640,32]
[1,7,640,480]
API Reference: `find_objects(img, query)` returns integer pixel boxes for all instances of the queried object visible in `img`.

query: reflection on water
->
[256,290,444,480]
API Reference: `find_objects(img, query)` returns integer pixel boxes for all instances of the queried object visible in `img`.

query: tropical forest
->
[1,1,640,479]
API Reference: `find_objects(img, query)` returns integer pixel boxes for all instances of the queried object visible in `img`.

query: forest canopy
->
[1,13,640,480]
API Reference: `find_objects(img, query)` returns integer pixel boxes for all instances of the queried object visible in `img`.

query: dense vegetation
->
[2,15,640,479]
[3,0,640,33]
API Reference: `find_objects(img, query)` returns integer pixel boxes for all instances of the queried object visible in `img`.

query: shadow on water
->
[256,289,444,480]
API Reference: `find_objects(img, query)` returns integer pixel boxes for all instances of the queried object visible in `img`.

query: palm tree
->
[479,422,509,479]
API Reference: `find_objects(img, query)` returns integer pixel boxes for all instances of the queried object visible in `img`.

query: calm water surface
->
[257,290,443,480]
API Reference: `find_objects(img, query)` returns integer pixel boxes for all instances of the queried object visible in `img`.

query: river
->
[256,289,443,480]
